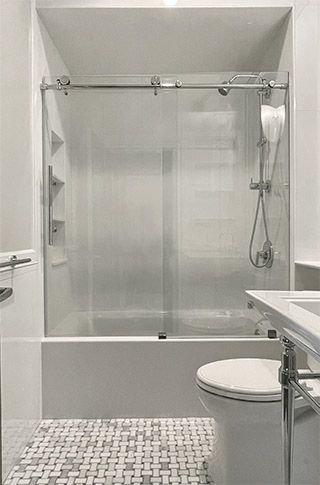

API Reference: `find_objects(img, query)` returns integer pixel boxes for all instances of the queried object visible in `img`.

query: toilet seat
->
[196,358,282,402]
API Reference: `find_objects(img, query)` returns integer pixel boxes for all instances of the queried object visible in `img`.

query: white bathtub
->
[41,337,301,419]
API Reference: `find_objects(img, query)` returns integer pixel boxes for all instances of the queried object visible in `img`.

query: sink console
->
[246,291,320,485]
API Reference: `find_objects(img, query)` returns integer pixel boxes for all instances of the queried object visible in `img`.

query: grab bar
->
[0,287,13,303]
[48,165,54,245]
[0,256,32,269]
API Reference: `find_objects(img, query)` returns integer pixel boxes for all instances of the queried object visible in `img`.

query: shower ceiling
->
[37,7,290,74]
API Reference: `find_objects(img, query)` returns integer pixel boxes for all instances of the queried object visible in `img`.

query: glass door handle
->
[0,287,13,303]
[48,165,54,246]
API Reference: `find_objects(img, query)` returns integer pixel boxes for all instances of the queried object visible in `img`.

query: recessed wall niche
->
[50,130,66,264]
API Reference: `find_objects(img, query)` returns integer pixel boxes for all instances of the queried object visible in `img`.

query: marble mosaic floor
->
[4,418,215,484]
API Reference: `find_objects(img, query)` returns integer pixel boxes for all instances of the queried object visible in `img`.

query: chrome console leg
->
[279,336,297,485]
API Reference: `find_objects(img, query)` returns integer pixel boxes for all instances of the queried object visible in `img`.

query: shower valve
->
[255,250,270,265]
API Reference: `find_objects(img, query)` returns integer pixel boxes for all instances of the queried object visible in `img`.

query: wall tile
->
[295,5,320,110]
[295,110,320,260]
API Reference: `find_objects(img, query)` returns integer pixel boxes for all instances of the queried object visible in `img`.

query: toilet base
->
[198,389,320,485]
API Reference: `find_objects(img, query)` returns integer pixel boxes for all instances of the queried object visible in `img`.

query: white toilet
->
[196,357,320,485]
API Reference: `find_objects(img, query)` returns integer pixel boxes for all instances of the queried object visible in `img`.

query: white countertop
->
[246,291,320,361]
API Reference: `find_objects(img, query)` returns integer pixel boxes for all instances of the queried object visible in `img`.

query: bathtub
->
[41,336,302,419]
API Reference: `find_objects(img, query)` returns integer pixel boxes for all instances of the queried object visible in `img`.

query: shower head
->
[218,74,264,96]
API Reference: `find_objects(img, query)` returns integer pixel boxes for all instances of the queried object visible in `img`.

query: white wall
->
[0,1,42,479]
[37,21,74,336]
[36,6,291,76]
[254,14,294,286]
[0,0,75,478]
[294,2,320,262]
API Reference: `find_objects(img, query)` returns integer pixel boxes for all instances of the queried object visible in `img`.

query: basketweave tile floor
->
[4,418,215,485]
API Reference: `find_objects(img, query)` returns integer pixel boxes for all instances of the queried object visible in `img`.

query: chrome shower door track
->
[40,77,288,93]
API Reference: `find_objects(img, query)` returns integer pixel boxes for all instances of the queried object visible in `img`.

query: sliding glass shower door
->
[43,76,178,337]
[170,72,290,337]
[43,72,289,338]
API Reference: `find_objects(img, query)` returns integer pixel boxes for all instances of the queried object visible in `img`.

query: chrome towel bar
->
[0,256,31,269]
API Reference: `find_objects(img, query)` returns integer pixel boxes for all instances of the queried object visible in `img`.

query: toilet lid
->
[196,358,282,402]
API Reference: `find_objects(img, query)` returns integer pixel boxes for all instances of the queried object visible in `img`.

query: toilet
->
[196,357,320,485]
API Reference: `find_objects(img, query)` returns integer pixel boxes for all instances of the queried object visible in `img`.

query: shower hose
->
[248,121,273,269]
[249,185,272,269]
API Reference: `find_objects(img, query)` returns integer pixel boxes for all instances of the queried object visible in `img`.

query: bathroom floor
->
[4,418,215,484]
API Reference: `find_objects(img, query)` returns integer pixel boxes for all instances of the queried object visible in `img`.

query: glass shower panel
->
[43,72,289,338]
[44,77,177,337]
[168,72,289,337]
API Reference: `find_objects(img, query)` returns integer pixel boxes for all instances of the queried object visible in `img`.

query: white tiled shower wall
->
[295,2,320,262]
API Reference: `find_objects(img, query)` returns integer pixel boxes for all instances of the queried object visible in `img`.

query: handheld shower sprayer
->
[218,73,275,269]
[248,88,275,269]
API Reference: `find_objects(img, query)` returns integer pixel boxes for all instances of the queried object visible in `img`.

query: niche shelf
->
[51,259,68,267]
[51,131,65,178]
[50,129,66,263]
[295,261,320,270]
[53,218,65,224]
[52,173,65,186]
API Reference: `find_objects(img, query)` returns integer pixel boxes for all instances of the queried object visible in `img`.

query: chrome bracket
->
[56,75,70,96]
[279,337,297,388]
[249,179,271,192]
[257,137,268,148]
[268,329,277,339]
[258,78,271,98]
[151,75,161,96]
[279,337,296,485]
[158,332,167,340]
